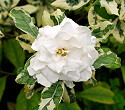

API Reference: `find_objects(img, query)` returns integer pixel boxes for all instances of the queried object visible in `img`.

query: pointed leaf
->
[77,86,115,104]
[4,39,25,68]
[0,76,7,101]
[10,9,38,38]
[16,56,36,85]
[93,48,121,69]
[39,81,64,110]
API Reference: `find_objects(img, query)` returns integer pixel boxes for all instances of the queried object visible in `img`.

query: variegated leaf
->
[36,5,54,27]
[93,0,117,19]
[112,18,125,43]
[42,10,54,27]
[15,5,38,14]
[39,81,64,110]
[99,0,119,16]
[10,9,38,38]
[50,9,66,25]
[51,0,90,10]
[63,86,75,103]
[16,55,36,85]
[94,48,121,69]
[26,0,42,6]
[16,34,35,53]
[119,0,125,20]
[88,5,103,25]
[0,0,20,10]
[91,20,115,42]
[24,84,35,99]
[0,6,8,24]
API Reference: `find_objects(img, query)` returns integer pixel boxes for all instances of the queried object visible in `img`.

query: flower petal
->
[79,66,92,81]
[64,81,75,88]
[35,73,52,87]
[41,67,59,83]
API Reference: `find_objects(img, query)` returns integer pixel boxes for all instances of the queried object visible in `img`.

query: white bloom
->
[27,18,98,88]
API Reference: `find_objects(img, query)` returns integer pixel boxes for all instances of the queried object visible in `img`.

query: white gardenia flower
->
[27,18,98,88]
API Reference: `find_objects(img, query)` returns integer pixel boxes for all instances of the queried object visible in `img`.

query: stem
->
[0,70,16,76]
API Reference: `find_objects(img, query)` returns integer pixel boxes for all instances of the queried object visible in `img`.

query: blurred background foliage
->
[0,0,125,110]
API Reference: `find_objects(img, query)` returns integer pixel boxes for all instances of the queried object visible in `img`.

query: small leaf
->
[52,0,90,10]
[50,9,66,25]
[77,86,115,104]
[58,102,81,110]
[24,84,35,99]
[16,34,35,53]
[10,9,38,38]
[93,48,121,69]
[42,10,54,27]
[39,81,64,110]
[4,39,25,68]
[0,0,20,10]
[63,86,76,103]
[16,56,36,85]
[16,89,40,110]
[36,5,54,27]
[15,4,38,14]
[121,66,125,84]
[0,76,7,101]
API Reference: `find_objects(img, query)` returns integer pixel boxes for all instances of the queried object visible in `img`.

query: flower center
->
[57,48,68,56]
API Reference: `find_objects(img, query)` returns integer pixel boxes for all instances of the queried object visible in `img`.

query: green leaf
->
[16,34,35,53]
[10,9,38,38]
[16,56,36,85]
[39,81,64,110]
[0,39,2,67]
[52,0,90,10]
[93,48,121,69]
[0,76,7,101]
[77,86,115,104]
[16,70,36,85]
[0,0,20,10]
[16,89,40,110]
[58,102,81,110]
[4,39,25,68]
[121,66,125,84]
